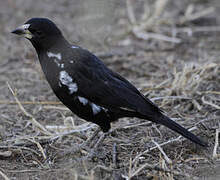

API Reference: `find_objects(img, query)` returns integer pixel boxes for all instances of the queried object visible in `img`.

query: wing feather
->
[67,48,161,116]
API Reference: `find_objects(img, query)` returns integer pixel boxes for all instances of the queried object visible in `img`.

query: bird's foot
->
[82,127,102,148]
[56,127,102,158]
[86,132,107,159]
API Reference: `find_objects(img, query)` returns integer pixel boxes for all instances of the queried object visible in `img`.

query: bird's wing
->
[66,48,161,116]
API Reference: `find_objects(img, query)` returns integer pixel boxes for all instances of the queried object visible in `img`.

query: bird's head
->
[11,18,63,51]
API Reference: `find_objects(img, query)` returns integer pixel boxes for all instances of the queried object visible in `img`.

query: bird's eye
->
[29,28,43,36]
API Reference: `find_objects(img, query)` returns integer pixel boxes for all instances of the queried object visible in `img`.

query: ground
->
[0,0,220,179]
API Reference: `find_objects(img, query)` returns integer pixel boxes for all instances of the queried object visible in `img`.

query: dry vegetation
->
[0,0,220,179]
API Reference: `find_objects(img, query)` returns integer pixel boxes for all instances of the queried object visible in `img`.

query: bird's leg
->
[55,127,101,158]
[92,132,107,149]
[87,132,108,158]
[82,126,102,148]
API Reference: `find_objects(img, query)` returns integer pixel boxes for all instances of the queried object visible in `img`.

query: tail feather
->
[115,109,207,147]
[154,114,207,147]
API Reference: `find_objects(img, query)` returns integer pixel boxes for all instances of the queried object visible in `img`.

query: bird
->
[11,18,207,147]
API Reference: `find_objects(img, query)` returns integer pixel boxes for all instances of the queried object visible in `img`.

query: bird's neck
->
[31,36,70,55]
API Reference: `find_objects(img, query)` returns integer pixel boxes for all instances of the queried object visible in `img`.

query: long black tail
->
[154,114,207,147]
[116,109,207,147]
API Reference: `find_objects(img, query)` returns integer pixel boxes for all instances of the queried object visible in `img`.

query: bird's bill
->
[11,24,32,39]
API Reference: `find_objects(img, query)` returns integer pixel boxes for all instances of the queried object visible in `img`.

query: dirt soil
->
[0,0,220,179]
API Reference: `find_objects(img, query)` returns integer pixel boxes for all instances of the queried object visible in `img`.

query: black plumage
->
[12,18,207,147]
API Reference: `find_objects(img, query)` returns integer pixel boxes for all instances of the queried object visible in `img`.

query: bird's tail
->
[115,109,207,147]
[152,114,207,147]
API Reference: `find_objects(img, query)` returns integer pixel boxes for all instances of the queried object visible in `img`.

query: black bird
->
[11,18,207,147]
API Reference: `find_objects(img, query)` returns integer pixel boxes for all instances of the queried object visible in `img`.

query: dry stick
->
[152,140,172,165]
[4,124,94,152]
[43,105,69,111]
[132,127,197,164]
[54,126,100,158]
[180,7,215,24]
[126,0,136,24]
[25,138,47,160]
[0,170,10,180]
[151,96,191,101]
[184,157,206,163]
[0,151,12,158]
[112,143,120,179]
[0,145,41,156]
[46,122,94,133]
[82,161,90,177]
[137,0,169,31]
[169,26,220,36]
[126,0,181,44]
[50,124,95,141]
[5,169,42,173]
[132,29,181,43]
[7,82,52,136]
[0,100,62,105]
[213,129,220,159]
[201,91,220,95]
[112,143,117,168]
[83,127,101,148]
[194,117,217,126]
[127,162,189,179]
[202,96,220,110]
[122,122,152,130]
[92,165,113,173]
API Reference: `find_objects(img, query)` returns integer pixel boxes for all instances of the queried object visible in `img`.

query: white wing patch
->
[78,96,88,105]
[78,96,107,115]
[47,52,62,60]
[59,71,78,93]
[91,103,101,115]
[71,45,79,49]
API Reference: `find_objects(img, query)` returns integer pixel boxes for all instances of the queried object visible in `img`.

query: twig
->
[0,151,12,158]
[92,165,113,173]
[0,100,61,105]
[168,26,220,37]
[201,91,220,95]
[50,124,95,141]
[0,145,41,156]
[43,106,69,111]
[151,96,191,101]
[202,96,220,110]
[112,143,117,168]
[5,169,42,173]
[132,28,181,43]
[7,82,52,136]
[184,157,206,163]
[180,6,215,24]
[0,170,10,180]
[126,162,189,179]
[125,0,180,43]
[213,129,220,159]
[132,127,197,163]
[136,0,170,31]
[25,138,47,160]
[192,99,202,111]
[55,127,100,158]
[152,140,172,164]
[122,122,152,129]
[194,117,217,126]
[126,0,136,24]
[46,122,94,134]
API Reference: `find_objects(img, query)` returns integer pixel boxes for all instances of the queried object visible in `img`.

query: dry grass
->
[0,0,219,179]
